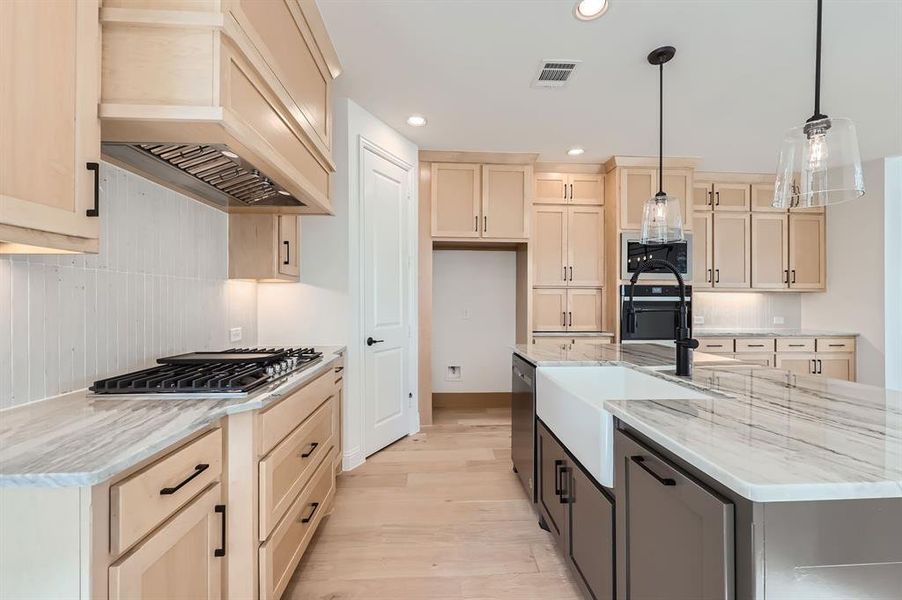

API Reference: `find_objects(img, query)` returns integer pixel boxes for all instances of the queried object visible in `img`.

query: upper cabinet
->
[229,214,300,281]
[431,163,531,241]
[0,0,101,254]
[533,205,604,287]
[534,172,603,205]
[616,166,691,231]
[99,0,341,215]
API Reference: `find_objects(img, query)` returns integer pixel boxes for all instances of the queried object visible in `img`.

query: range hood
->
[102,143,305,210]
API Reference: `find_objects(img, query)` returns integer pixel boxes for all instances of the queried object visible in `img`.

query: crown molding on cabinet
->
[419,150,539,165]
[603,155,700,173]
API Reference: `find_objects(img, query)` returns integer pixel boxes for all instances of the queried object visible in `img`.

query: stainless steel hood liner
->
[101,143,306,210]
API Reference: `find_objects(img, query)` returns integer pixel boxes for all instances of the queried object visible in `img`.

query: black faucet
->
[626,259,699,376]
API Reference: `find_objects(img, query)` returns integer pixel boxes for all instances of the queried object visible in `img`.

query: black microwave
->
[620,232,693,280]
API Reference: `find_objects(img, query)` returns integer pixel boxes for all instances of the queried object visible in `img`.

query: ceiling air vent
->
[533,60,581,88]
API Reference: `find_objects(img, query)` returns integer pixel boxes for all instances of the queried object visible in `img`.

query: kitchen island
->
[512,343,902,600]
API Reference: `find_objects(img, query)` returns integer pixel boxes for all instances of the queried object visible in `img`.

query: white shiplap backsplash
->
[0,162,258,409]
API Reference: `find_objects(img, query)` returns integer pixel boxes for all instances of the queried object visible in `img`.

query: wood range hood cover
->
[98,0,341,215]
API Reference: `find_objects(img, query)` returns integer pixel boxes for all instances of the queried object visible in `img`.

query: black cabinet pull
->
[475,215,478,232]
[562,312,566,327]
[817,359,823,374]
[299,442,319,458]
[563,266,567,281]
[791,269,797,284]
[714,269,720,283]
[707,190,712,206]
[784,269,790,284]
[214,504,226,557]
[283,240,290,265]
[630,456,676,486]
[159,463,209,495]
[553,459,565,495]
[558,465,571,504]
[299,502,320,524]
[568,311,573,327]
[483,215,487,232]
[715,191,720,206]
[334,365,344,373]
[706,268,712,283]
[568,266,573,281]
[86,162,100,217]
[810,359,817,374]
[569,184,573,200]
[748,344,765,348]
[366,336,384,346]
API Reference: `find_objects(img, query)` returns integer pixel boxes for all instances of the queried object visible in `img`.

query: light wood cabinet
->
[700,335,855,381]
[751,213,789,289]
[482,165,530,239]
[535,173,603,205]
[534,205,603,287]
[788,214,826,290]
[712,213,751,288]
[432,163,530,240]
[229,214,300,281]
[534,206,568,286]
[693,181,714,210]
[693,211,714,287]
[776,353,855,381]
[751,183,782,212]
[620,167,690,231]
[431,163,481,237]
[0,0,101,254]
[712,182,751,212]
[109,483,224,600]
[533,289,603,332]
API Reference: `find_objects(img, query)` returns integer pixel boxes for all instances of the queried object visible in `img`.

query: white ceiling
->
[318,0,902,172]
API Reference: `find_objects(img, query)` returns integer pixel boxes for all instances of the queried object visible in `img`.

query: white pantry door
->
[362,146,412,456]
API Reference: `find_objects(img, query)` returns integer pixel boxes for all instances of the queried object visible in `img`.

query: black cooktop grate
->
[90,347,323,394]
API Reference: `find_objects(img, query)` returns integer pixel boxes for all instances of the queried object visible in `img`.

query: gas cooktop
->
[89,347,323,395]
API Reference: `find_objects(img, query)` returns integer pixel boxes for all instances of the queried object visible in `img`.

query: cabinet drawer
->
[259,368,334,454]
[259,454,335,600]
[734,338,775,352]
[259,396,336,540]
[776,338,815,353]
[697,338,734,353]
[111,429,222,556]
[816,337,855,353]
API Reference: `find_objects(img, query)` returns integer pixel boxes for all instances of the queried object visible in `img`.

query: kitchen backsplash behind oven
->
[0,163,258,409]
[693,292,802,330]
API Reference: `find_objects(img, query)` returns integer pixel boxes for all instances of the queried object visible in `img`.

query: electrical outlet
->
[693,315,705,325]
[773,316,785,325]
[229,327,243,343]
[445,366,461,381]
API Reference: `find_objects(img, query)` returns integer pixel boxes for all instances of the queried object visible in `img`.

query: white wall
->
[884,156,902,391]
[431,250,517,393]
[0,163,258,409]
[693,292,802,330]
[257,97,418,470]
[802,158,889,386]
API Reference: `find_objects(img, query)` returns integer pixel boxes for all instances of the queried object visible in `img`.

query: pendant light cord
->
[811,0,826,121]
[658,62,664,195]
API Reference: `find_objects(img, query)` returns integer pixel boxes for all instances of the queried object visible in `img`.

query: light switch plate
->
[445,366,461,381]
[229,327,243,342]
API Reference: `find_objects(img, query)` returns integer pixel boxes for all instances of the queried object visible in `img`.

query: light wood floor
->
[284,406,583,599]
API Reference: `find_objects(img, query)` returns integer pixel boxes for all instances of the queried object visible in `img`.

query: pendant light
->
[640,46,684,245]
[773,0,865,209]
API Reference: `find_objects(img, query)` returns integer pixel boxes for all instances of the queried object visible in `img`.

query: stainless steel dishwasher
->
[511,354,536,503]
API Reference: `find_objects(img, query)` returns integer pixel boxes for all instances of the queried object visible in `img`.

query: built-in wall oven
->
[620,284,692,342]
[621,232,692,281]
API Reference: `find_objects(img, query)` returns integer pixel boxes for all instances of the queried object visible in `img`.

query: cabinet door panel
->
[751,183,783,212]
[788,214,825,290]
[620,168,656,230]
[568,174,604,205]
[567,289,603,332]
[693,211,714,287]
[533,206,568,286]
[533,289,567,331]
[431,163,480,237]
[537,423,567,547]
[0,0,100,245]
[693,182,713,210]
[713,214,751,288]
[626,451,734,600]
[535,172,568,204]
[109,484,222,600]
[775,354,817,377]
[568,464,615,600]
[278,215,300,278]
[482,165,529,239]
[751,213,788,289]
[818,354,854,381]
[658,169,693,229]
[712,182,750,212]
[567,206,604,287]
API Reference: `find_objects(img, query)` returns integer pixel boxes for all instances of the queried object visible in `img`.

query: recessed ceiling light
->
[406,115,427,127]
[221,150,238,159]
[277,190,291,196]
[568,147,585,156]
[574,0,608,21]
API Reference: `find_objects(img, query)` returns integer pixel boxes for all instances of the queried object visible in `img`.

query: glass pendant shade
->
[773,117,865,209]
[640,193,684,244]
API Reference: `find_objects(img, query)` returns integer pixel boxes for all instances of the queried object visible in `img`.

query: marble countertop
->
[513,344,902,502]
[694,328,859,338]
[513,342,742,368]
[0,347,345,488]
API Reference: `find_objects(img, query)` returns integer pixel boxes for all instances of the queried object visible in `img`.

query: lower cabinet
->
[109,483,224,600]
[615,429,734,600]
[538,421,615,600]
